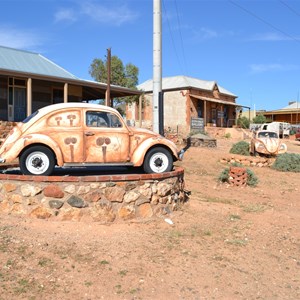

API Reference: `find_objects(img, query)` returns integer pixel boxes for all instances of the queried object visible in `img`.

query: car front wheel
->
[143,147,173,174]
[20,146,55,176]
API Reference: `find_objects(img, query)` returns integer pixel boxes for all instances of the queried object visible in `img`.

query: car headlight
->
[255,142,264,150]
[279,144,286,150]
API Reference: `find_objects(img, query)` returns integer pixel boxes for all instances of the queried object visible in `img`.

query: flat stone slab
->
[185,134,217,148]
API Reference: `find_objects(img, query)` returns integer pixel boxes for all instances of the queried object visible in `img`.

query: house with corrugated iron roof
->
[262,101,300,125]
[127,75,248,135]
[0,46,140,122]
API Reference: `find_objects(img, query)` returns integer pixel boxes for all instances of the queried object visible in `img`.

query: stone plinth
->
[0,166,188,223]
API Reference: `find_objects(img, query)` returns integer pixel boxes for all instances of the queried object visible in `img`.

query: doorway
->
[14,87,27,121]
[8,78,27,122]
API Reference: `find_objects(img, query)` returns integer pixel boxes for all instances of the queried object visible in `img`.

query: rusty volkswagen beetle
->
[0,103,183,175]
[250,130,287,156]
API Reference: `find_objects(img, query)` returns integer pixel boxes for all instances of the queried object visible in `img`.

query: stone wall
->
[189,137,217,148]
[205,127,252,139]
[0,121,16,144]
[220,154,275,167]
[0,167,187,223]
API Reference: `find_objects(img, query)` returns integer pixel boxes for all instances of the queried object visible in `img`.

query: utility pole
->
[105,47,111,107]
[153,0,162,133]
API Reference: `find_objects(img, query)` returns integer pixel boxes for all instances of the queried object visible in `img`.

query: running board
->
[63,162,134,167]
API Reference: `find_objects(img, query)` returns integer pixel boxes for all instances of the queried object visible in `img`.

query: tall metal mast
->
[153,0,162,133]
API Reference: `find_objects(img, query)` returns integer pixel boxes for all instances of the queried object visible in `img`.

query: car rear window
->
[22,110,39,123]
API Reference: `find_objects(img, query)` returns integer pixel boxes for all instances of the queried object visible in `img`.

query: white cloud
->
[248,32,293,42]
[54,8,77,23]
[189,27,218,42]
[249,63,299,73]
[0,26,41,50]
[54,1,138,26]
[187,27,236,43]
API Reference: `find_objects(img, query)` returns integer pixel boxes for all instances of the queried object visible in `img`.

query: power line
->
[279,0,300,18]
[229,0,300,44]
[174,0,188,74]
[162,0,185,75]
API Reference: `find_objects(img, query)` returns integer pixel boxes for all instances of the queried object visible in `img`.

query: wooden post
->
[26,78,32,116]
[64,83,68,103]
[106,48,111,107]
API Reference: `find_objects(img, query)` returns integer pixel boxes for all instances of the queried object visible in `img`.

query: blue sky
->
[1,0,300,111]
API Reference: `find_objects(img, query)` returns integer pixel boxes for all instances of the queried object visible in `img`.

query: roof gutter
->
[0,68,142,96]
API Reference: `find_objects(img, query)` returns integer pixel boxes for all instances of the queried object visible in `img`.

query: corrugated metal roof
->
[265,101,300,114]
[138,75,236,97]
[190,94,248,108]
[282,101,300,110]
[0,45,78,80]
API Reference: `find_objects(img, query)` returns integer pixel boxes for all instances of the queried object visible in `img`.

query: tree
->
[237,116,250,129]
[252,114,267,124]
[89,55,139,105]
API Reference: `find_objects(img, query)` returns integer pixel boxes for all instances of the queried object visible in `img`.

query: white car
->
[250,130,287,156]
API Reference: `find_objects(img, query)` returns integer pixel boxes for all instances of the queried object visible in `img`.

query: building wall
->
[129,91,189,134]
[0,76,84,121]
[264,113,300,124]
[127,87,237,135]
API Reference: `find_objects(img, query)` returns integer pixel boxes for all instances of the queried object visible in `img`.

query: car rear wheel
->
[143,147,173,174]
[20,146,55,176]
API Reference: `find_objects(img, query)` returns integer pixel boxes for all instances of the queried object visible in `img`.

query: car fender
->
[131,137,179,166]
[16,134,63,166]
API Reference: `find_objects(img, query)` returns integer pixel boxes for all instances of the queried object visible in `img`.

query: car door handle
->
[85,132,95,136]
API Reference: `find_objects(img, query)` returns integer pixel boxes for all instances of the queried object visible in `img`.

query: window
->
[86,111,109,127]
[14,79,26,87]
[23,110,39,123]
[86,111,123,128]
[53,89,63,104]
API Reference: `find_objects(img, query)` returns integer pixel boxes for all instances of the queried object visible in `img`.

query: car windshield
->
[22,110,39,123]
[258,131,278,138]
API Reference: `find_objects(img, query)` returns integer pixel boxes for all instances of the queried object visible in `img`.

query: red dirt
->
[0,138,299,299]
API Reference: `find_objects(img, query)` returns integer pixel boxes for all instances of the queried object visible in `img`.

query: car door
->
[45,109,84,163]
[83,110,130,163]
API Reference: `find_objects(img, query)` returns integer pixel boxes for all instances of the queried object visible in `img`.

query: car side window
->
[86,111,123,128]
[109,113,123,128]
[86,111,109,127]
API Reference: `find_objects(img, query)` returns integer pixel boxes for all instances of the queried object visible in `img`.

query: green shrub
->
[252,114,267,124]
[272,153,300,172]
[218,167,230,183]
[218,165,258,187]
[237,116,250,129]
[246,169,259,186]
[224,133,231,139]
[229,141,250,156]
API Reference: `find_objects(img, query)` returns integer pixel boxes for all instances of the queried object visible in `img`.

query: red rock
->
[44,184,64,198]
[83,190,102,202]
